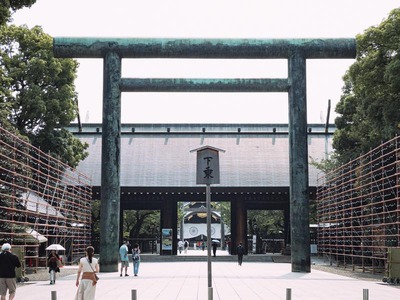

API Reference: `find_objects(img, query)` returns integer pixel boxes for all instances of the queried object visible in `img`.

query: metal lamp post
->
[191,146,225,300]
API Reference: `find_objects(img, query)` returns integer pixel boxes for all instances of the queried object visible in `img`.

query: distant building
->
[180,202,230,244]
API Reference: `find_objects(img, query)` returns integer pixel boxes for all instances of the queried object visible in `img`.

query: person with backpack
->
[132,243,141,276]
[237,242,245,266]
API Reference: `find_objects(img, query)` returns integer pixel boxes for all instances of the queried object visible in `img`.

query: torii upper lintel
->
[53,37,356,59]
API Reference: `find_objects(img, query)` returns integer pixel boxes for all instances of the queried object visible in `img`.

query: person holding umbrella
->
[45,244,65,285]
[47,250,61,284]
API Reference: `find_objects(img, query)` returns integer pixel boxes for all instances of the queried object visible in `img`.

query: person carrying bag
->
[75,246,99,300]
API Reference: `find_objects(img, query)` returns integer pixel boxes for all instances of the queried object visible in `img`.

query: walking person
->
[75,246,99,300]
[119,241,129,277]
[178,240,184,254]
[48,250,61,284]
[184,240,189,254]
[212,242,218,257]
[0,243,21,300]
[132,243,141,276]
[237,242,245,266]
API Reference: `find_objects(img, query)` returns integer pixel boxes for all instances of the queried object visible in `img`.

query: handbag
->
[57,258,63,268]
[87,258,99,281]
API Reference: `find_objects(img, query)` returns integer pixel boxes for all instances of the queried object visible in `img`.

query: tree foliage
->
[0,25,88,167]
[248,210,284,239]
[123,210,160,241]
[90,199,101,250]
[0,0,36,25]
[333,8,400,164]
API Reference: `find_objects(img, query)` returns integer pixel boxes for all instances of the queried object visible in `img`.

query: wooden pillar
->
[99,51,121,272]
[160,198,178,255]
[230,198,247,255]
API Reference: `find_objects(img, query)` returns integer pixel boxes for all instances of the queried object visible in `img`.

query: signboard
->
[161,228,173,251]
[195,147,222,185]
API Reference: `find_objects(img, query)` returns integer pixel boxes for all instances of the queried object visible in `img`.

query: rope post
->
[131,289,137,300]
[286,288,292,300]
[363,289,369,300]
[51,291,57,300]
[208,287,213,300]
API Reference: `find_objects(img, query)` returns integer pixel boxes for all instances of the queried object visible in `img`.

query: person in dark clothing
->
[237,242,245,266]
[48,250,61,284]
[0,243,21,300]
[212,243,218,257]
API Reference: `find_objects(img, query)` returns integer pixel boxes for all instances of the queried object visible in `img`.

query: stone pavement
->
[16,251,400,300]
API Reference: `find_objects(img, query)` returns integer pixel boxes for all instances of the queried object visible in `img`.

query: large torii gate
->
[53,37,356,272]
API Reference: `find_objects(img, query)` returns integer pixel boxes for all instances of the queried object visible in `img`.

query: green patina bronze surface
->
[53,37,356,59]
[53,37,356,273]
[120,78,289,92]
[99,51,121,272]
[288,53,310,272]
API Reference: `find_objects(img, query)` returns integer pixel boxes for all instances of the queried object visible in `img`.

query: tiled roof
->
[70,124,333,187]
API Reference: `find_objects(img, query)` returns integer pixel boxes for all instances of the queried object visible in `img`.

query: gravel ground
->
[310,256,387,282]
[311,264,384,282]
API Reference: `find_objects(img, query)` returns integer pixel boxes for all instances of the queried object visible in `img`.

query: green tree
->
[0,0,36,25]
[248,210,284,239]
[123,210,159,241]
[0,25,88,167]
[214,201,231,228]
[333,8,400,164]
[91,199,101,250]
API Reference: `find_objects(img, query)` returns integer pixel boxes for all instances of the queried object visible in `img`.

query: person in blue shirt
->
[119,241,129,277]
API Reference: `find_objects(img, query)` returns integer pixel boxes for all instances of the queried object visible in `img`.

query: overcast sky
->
[12,0,399,124]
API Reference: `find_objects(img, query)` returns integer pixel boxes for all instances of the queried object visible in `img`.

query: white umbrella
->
[212,239,220,244]
[46,244,66,251]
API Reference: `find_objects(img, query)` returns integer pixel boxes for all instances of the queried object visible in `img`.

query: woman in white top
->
[75,246,99,300]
